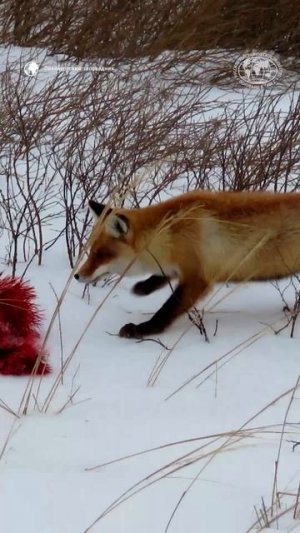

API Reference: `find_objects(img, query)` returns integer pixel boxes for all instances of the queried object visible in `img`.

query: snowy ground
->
[0,245,300,533]
[0,47,300,533]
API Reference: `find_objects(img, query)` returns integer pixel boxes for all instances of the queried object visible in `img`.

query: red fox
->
[74,190,300,338]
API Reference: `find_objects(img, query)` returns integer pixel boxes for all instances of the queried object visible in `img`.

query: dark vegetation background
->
[1,0,300,69]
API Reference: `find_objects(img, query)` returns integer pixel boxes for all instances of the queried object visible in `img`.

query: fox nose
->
[74,273,79,280]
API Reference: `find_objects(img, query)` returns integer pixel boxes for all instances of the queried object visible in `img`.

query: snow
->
[0,46,300,533]
[0,256,299,532]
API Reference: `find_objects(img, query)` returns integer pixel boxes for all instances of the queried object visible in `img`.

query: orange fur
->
[75,190,300,337]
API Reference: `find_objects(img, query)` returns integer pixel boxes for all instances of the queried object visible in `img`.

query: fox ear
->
[106,214,129,238]
[88,200,111,221]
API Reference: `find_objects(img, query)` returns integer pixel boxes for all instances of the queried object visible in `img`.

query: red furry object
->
[0,275,50,376]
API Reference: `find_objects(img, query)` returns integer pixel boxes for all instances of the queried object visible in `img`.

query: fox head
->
[74,200,147,284]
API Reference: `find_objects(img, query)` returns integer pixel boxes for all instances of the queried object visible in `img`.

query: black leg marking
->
[119,277,210,338]
[132,275,169,296]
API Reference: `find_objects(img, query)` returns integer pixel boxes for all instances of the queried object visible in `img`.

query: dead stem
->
[271,375,300,516]
[83,385,299,532]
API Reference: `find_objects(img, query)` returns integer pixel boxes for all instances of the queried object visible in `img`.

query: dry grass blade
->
[0,398,20,418]
[254,504,263,529]
[246,499,298,532]
[40,256,137,413]
[86,424,287,472]
[49,283,65,385]
[195,331,265,390]
[271,375,300,517]
[83,383,298,531]
[0,420,20,463]
[165,437,248,532]
[204,229,275,311]
[293,482,300,519]
[165,327,265,400]
[83,434,248,533]
[17,264,79,415]
[165,309,296,401]
[147,227,293,390]
[56,386,81,415]
[164,378,300,531]
[151,210,300,388]
[147,325,192,386]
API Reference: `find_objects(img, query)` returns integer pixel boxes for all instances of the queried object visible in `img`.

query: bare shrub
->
[1,0,300,75]
[0,68,60,274]
[1,48,300,274]
[271,276,300,338]
[0,52,220,268]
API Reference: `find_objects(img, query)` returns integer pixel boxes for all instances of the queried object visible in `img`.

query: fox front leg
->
[119,275,210,338]
[132,275,170,296]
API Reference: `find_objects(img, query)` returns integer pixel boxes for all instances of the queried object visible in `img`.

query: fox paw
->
[119,323,144,339]
[132,281,149,295]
